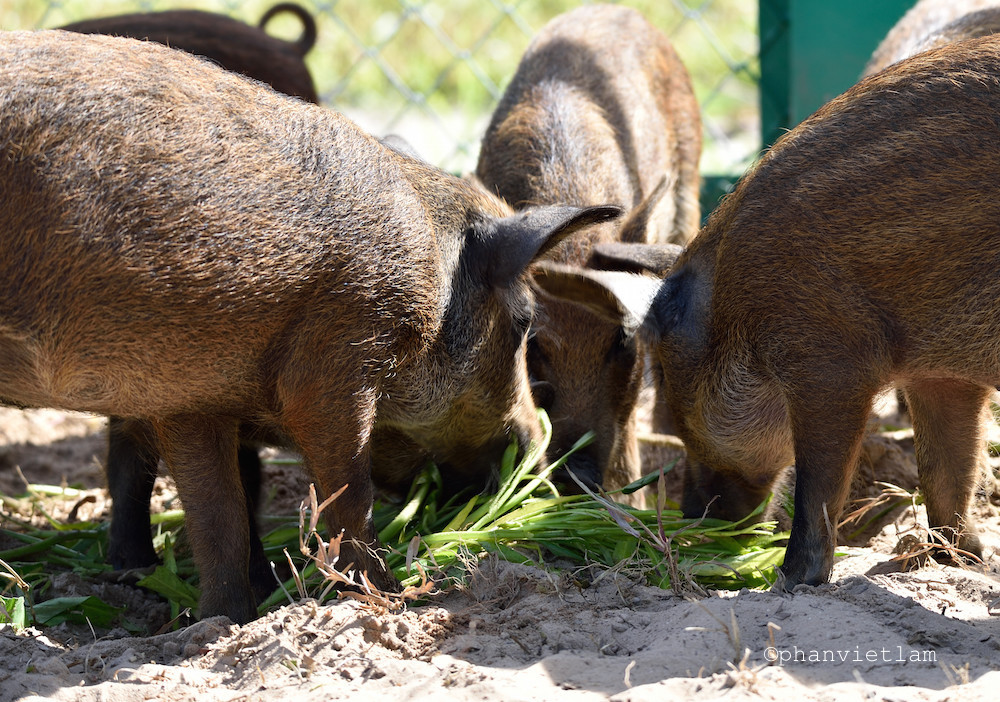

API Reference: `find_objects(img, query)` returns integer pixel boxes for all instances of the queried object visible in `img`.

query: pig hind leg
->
[106,418,273,602]
[236,442,275,603]
[153,415,257,624]
[903,378,988,561]
[106,417,161,570]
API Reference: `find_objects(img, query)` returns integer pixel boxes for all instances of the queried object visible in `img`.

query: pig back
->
[60,7,319,102]
[699,36,1000,377]
[476,4,700,252]
[0,31,443,415]
[864,0,1000,76]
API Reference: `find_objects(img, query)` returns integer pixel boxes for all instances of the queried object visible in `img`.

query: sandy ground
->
[2,404,1000,701]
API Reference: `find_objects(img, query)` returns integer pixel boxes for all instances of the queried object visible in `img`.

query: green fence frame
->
[702,0,915,218]
[759,0,914,150]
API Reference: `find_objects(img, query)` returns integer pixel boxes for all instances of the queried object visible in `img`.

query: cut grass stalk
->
[367,412,786,593]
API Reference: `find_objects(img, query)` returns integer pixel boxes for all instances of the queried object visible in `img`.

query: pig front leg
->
[904,378,988,561]
[779,386,874,590]
[280,386,399,594]
[153,415,257,623]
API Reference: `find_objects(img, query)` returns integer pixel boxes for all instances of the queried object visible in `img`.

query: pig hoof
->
[108,535,159,571]
[773,567,829,593]
[929,527,983,566]
[774,549,832,592]
[339,541,400,594]
[366,559,402,593]
[250,572,279,605]
[200,593,257,625]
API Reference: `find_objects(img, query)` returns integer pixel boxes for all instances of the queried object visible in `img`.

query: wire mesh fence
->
[2,0,762,188]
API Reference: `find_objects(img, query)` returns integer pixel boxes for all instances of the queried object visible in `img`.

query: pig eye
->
[530,380,556,411]
[605,328,636,364]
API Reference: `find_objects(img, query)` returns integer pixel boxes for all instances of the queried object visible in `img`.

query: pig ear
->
[589,241,683,276]
[531,262,662,338]
[483,205,623,288]
[617,174,670,244]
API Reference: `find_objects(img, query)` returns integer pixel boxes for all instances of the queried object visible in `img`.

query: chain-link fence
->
[3,0,762,205]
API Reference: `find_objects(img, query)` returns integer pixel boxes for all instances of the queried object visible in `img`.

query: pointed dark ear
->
[618,174,671,243]
[482,205,623,288]
[589,241,683,276]
[531,261,663,337]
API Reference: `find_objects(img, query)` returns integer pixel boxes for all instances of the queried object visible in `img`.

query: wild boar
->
[533,36,1000,588]
[59,2,321,587]
[59,2,319,103]
[0,30,618,622]
[475,4,701,501]
[864,0,1000,77]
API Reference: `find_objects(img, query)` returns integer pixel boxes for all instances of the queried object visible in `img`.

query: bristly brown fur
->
[862,0,1000,77]
[661,35,1000,587]
[0,30,619,623]
[61,2,322,591]
[475,5,701,502]
[59,4,319,102]
[533,33,1000,592]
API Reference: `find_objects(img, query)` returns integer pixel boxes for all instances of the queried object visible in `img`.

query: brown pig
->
[59,2,319,103]
[0,30,619,622]
[533,36,1000,589]
[862,2,1000,425]
[475,4,701,500]
[59,2,320,589]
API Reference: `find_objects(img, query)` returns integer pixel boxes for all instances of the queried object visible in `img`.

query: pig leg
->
[152,415,257,624]
[903,379,987,560]
[279,386,398,594]
[107,416,160,570]
[780,387,874,589]
[106,418,273,601]
[237,443,275,602]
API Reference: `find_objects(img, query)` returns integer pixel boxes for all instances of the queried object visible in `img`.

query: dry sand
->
[2,405,1000,701]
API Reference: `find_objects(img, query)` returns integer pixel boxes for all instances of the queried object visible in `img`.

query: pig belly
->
[0,328,249,417]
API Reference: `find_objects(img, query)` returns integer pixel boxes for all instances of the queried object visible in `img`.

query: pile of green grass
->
[0,412,786,631]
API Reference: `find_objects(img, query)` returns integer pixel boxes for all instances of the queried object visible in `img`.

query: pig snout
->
[679,457,780,523]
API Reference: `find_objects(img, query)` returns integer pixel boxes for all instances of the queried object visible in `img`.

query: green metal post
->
[758,0,915,151]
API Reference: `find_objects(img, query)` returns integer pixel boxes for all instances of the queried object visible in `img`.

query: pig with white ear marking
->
[536,36,1000,589]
